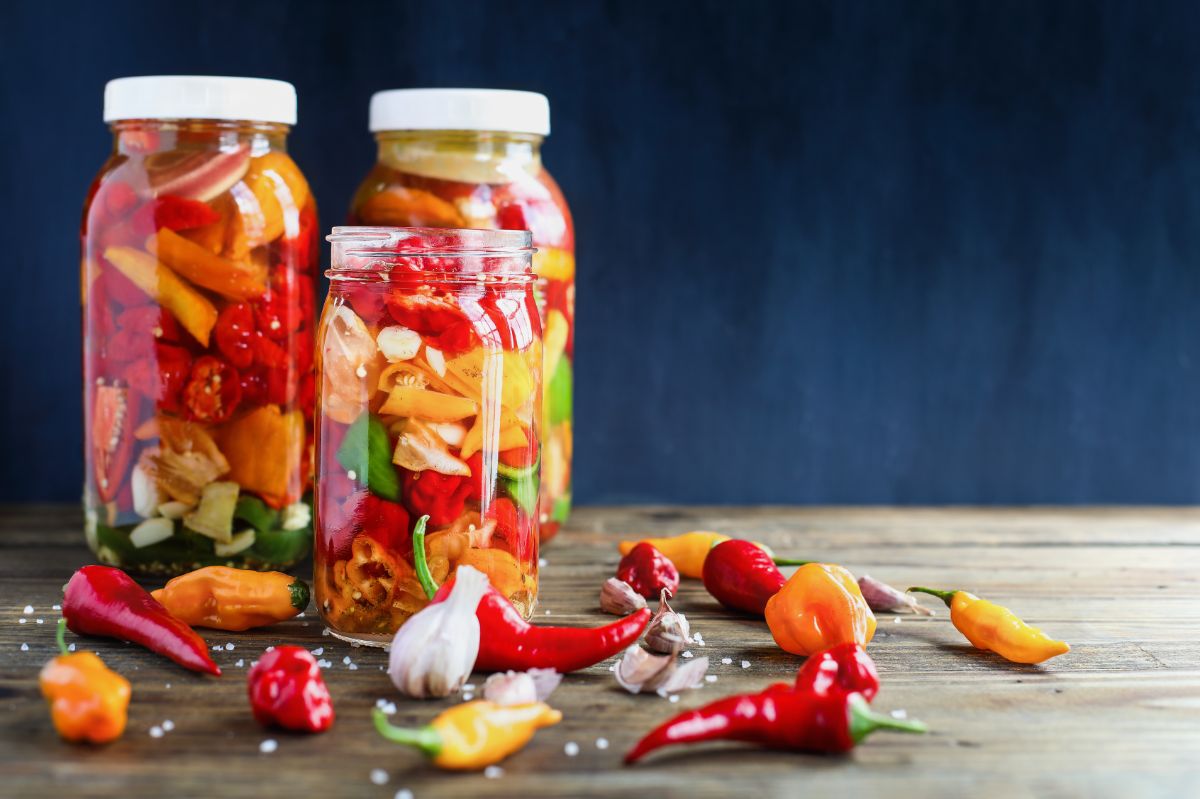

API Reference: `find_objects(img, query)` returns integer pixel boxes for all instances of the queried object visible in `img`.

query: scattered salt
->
[596,738,609,750]
[36,619,44,625]
[162,720,175,732]
[484,765,504,779]
[462,693,474,701]
[149,726,163,738]
[23,605,33,615]
[212,645,223,651]
[20,643,28,651]
[681,651,694,659]
[894,617,902,624]
[260,739,278,754]
[68,643,76,652]
[312,647,324,656]
[52,605,61,611]
[370,769,388,785]
[18,619,26,625]
[343,656,352,665]
[225,643,235,651]
[348,663,358,671]
[235,659,244,668]
[317,659,333,668]
[564,741,579,756]
[381,702,397,715]
[544,610,551,615]
[705,675,718,683]
[741,660,750,669]
[394,791,414,799]
[669,694,680,703]
[322,628,331,636]
[347,469,358,481]
[164,682,170,688]
[463,684,476,691]
[891,709,908,719]
[538,558,548,567]
[721,657,732,665]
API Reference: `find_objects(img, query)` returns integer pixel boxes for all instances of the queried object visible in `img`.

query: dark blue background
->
[3,1,1199,504]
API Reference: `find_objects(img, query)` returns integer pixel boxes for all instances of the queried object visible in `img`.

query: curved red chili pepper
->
[794,643,880,702]
[432,581,650,673]
[624,688,924,764]
[63,566,220,676]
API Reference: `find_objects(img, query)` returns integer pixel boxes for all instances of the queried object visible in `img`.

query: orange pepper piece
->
[357,186,465,227]
[456,547,527,599]
[40,620,130,744]
[151,566,309,631]
[151,228,268,301]
[103,246,219,346]
[765,563,877,656]
[216,406,305,508]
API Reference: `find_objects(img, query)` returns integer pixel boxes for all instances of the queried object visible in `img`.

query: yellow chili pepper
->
[40,619,131,744]
[373,701,562,771]
[617,532,730,578]
[765,563,877,656]
[151,566,309,631]
[909,587,1070,664]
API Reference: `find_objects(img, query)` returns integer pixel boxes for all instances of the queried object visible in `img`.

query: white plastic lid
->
[369,88,550,136]
[104,76,297,124]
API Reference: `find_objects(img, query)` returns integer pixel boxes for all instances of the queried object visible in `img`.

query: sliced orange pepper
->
[103,246,218,346]
[456,547,526,598]
[379,386,479,422]
[151,229,267,301]
[358,186,465,227]
[216,405,305,508]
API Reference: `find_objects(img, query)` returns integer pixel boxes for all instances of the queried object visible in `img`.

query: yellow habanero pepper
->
[618,532,730,578]
[151,566,310,631]
[40,619,131,744]
[909,587,1070,664]
[765,563,877,656]
[373,701,561,771]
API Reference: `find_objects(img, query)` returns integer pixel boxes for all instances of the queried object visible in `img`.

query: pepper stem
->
[772,558,811,566]
[847,694,928,742]
[55,618,69,656]
[412,515,437,600]
[372,708,442,758]
[907,586,957,607]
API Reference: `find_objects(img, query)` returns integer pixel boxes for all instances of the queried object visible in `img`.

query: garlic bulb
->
[387,565,489,698]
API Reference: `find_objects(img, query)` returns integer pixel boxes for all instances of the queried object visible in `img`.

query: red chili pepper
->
[617,543,680,599]
[247,646,334,733]
[401,469,474,528]
[125,343,192,413]
[115,305,185,344]
[702,540,808,616]
[62,566,220,676]
[485,497,521,544]
[153,196,221,231]
[385,293,477,355]
[624,688,924,764]
[794,643,880,702]
[102,181,138,223]
[431,580,650,674]
[90,384,135,504]
[349,491,412,553]
[214,303,257,369]
[183,355,242,424]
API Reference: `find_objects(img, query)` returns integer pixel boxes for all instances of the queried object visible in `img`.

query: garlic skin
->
[858,574,935,615]
[387,565,489,698]
[614,646,709,695]
[600,578,648,615]
[483,669,562,706]
[643,590,692,655]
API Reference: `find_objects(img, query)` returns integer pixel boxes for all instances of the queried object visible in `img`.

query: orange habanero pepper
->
[151,566,309,631]
[40,619,131,744]
[765,563,877,656]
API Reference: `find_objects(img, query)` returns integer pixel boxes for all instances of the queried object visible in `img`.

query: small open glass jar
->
[316,226,541,645]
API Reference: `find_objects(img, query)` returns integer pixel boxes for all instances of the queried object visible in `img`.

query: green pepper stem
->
[772,558,811,566]
[847,694,928,743]
[372,708,442,758]
[412,515,438,600]
[289,579,311,611]
[55,618,69,656]
[907,586,958,607]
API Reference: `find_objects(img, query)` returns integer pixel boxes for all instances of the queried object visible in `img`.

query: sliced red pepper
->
[115,304,185,344]
[401,468,474,528]
[154,196,221,231]
[239,366,270,407]
[91,383,135,503]
[485,497,521,546]
[94,262,152,309]
[347,491,412,553]
[255,290,303,342]
[385,293,477,355]
[183,355,242,424]
[496,200,528,232]
[214,302,257,369]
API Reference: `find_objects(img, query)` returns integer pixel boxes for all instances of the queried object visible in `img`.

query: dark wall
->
[3,1,1199,504]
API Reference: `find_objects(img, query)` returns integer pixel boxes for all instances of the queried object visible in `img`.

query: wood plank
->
[1,505,1197,798]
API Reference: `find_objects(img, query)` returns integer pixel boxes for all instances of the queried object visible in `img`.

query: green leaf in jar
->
[336,412,402,501]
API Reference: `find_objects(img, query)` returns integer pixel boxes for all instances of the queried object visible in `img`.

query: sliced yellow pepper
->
[543,309,569,381]
[151,229,268,301]
[460,414,529,460]
[103,246,218,346]
[379,386,478,422]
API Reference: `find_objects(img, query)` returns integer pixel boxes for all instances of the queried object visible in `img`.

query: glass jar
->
[349,89,574,542]
[316,226,541,645]
[81,76,318,574]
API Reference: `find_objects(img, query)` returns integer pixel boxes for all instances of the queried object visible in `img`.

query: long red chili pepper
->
[701,540,807,615]
[624,688,924,764]
[793,642,880,702]
[62,565,221,676]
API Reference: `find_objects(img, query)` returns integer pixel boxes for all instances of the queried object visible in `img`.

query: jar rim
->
[326,226,535,279]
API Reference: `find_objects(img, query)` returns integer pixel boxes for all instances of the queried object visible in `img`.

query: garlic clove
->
[600,578,648,615]
[376,326,422,362]
[614,645,676,694]
[483,668,562,706]
[654,656,709,696]
[643,589,692,655]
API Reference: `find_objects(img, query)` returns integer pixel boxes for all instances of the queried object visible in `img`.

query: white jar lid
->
[104,76,297,124]
[369,88,550,136]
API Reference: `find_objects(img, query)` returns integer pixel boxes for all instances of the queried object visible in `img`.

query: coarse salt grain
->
[669,694,680,703]
[18,619,26,624]
[596,738,609,750]
[235,659,244,668]
[538,558,548,567]
[260,739,278,753]
[395,791,414,799]
[891,709,908,719]
[564,741,579,756]
[68,644,76,652]
[162,720,175,732]
[462,693,474,701]
[348,663,358,671]
[149,726,163,738]
[225,643,235,651]
[36,619,44,625]
[212,645,222,651]
[544,610,551,615]
[381,702,397,715]
[317,659,333,668]
[312,647,324,656]
[20,643,29,651]
[721,657,732,665]
[322,628,331,636]
[343,656,352,665]
[370,769,388,785]
[741,660,750,669]
[682,651,694,658]
[484,765,504,779]
[52,605,61,611]
[705,674,718,683]
[23,605,34,615]
[894,617,902,624]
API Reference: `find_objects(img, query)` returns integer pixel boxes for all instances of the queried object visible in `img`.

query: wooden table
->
[2,505,1198,798]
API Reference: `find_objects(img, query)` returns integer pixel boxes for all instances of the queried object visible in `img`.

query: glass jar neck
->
[110,119,290,156]
[374,130,543,184]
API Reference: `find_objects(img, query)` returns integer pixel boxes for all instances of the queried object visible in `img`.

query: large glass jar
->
[349,89,573,542]
[81,76,318,574]
[315,227,541,645]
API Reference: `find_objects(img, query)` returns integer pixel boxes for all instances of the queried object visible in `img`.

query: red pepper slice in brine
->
[91,383,135,503]
[183,356,242,424]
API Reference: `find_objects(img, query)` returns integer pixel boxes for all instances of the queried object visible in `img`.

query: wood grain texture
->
[1,505,1197,798]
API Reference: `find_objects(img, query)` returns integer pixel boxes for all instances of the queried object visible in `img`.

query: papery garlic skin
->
[387,565,489,698]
